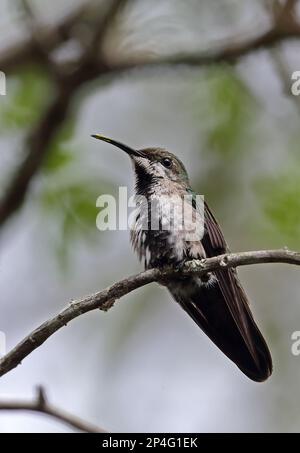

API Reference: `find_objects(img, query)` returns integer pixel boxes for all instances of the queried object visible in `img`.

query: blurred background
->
[0,0,300,433]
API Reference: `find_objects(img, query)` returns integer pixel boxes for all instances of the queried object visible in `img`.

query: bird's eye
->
[162,158,172,168]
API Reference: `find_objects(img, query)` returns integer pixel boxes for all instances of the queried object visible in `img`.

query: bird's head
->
[91,134,190,194]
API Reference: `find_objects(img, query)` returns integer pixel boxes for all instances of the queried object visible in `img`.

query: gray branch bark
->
[0,249,299,379]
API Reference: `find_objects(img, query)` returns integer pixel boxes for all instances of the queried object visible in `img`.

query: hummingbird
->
[92,134,272,382]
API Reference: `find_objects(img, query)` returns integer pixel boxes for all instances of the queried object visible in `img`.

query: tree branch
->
[83,0,131,60]
[0,0,130,229]
[0,2,88,74]
[0,386,105,433]
[1,1,300,229]
[0,87,72,227]
[108,24,300,74]
[0,249,299,379]
[263,0,300,113]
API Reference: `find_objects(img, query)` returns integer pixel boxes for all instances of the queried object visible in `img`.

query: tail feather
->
[168,272,272,382]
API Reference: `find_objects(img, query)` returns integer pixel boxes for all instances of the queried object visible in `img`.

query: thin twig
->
[0,249,299,378]
[0,385,105,433]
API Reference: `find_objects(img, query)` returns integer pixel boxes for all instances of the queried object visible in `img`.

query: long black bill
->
[91,134,143,157]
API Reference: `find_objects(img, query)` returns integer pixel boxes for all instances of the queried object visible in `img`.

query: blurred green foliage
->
[257,163,300,248]
[41,180,111,267]
[193,66,257,210]
[43,120,74,174]
[42,182,99,232]
[40,118,114,267]
[0,64,113,268]
[39,117,116,267]
[0,66,51,131]
[202,66,256,158]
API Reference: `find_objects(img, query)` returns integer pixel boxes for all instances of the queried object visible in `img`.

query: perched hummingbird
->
[92,134,272,382]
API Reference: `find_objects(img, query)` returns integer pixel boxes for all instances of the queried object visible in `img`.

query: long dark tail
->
[168,270,272,382]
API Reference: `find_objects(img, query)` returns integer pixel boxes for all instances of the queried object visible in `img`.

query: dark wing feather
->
[168,201,272,382]
[203,202,266,362]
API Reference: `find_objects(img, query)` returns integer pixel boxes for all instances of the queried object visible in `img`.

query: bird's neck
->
[135,178,191,199]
